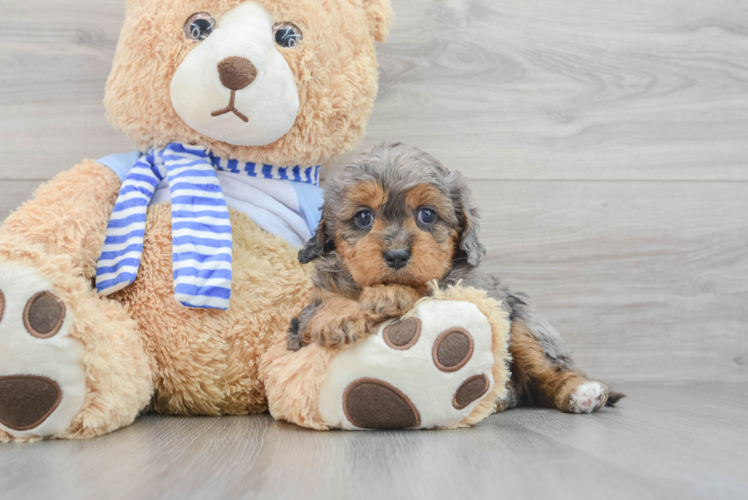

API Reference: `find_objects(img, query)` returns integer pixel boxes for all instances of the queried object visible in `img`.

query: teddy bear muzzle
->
[170,1,301,147]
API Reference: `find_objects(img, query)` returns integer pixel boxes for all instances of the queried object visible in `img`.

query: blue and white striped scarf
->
[95,143,320,310]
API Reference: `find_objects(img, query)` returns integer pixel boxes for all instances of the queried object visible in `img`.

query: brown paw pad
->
[0,375,62,431]
[453,374,490,410]
[23,291,66,339]
[343,378,421,429]
[432,328,474,372]
[383,318,421,350]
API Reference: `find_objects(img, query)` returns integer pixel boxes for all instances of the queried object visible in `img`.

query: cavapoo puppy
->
[289,142,623,413]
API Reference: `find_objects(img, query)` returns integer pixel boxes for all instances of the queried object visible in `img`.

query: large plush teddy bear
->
[0,0,516,440]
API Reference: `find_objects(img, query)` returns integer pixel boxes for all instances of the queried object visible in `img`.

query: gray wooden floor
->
[2,0,748,498]
[0,383,746,500]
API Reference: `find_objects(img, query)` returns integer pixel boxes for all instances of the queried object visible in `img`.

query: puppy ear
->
[299,218,330,264]
[361,0,393,43]
[459,206,485,267]
[450,173,485,267]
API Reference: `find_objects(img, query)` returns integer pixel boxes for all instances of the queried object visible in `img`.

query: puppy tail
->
[606,391,626,407]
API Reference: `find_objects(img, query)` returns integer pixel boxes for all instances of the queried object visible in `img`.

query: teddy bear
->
[0,0,398,441]
[0,0,520,440]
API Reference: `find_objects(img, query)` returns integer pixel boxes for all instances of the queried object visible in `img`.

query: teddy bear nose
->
[217,57,258,91]
[384,249,411,270]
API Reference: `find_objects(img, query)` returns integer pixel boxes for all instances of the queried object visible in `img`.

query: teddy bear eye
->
[272,22,303,48]
[418,208,437,226]
[184,13,216,42]
[354,210,374,229]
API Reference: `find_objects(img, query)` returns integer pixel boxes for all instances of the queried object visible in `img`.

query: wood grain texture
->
[2,0,748,180]
[0,181,42,220]
[1,0,747,386]
[475,180,748,383]
[338,0,748,180]
[0,383,746,500]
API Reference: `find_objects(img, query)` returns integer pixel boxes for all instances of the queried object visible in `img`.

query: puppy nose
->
[384,249,411,270]
[217,57,258,90]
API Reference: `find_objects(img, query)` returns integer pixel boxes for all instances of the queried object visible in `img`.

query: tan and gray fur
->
[291,142,624,414]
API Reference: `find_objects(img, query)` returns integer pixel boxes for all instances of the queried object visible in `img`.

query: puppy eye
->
[418,208,437,225]
[354,210,374,229]
[273,22,303,48]
[184,13,216,42]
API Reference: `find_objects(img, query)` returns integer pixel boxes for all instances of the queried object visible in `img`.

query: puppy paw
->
[360,285,420,320]
[569,381,608,414]
[307,311,368,347]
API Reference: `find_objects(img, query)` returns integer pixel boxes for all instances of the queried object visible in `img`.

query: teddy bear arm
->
[2,160,121,276]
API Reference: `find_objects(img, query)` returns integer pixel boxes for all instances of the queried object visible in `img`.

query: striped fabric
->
[95,143,320,310]
[209,153,321,186]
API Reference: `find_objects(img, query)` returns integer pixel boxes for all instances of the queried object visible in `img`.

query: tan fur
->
[303,285,420,346]
[260,282,512,430]
[422,284,511,428]
[303,295,366,346]
[318,180,462,346]
[105,0,392,166]
[335,219,455,290]
[259,333,352,430]
[359,284,421,317]
[344,181,388,214]
[405,218,456,286]
[508,320,598,412]
[1,161,121,278]
[404,184,453,214]
[0,235,152,442]
[111,205,312,415]
[336,219,389,287]
[0,0,393,440]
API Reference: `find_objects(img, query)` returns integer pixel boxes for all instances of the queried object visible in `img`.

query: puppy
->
[290,142,624,414]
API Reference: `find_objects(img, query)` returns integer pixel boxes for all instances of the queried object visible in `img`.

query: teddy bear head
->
[104,0,392,167]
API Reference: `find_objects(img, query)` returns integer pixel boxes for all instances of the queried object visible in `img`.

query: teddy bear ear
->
[361,0,393,43]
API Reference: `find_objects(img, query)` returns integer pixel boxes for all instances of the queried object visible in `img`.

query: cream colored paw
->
[0,263,86,439]
[318,299,496,430]
[569,381,607,414]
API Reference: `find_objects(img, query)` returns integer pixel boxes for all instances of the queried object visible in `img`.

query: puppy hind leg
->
[509,320,622,413]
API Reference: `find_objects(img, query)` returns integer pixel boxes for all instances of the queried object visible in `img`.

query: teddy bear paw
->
[0,262,86,439]
[317,299,497,430]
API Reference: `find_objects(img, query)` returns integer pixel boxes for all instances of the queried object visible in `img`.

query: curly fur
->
[0,235,152,442]
[298,142,623,414]
[106,0,392,166]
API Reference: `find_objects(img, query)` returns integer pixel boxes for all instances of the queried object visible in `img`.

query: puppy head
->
[301,142,485,288]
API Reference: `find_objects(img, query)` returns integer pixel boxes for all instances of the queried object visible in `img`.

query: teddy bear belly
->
[111,203,313,416]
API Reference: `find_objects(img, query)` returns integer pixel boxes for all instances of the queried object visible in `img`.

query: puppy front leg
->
[303,296,370,347]
[359,284,421,322]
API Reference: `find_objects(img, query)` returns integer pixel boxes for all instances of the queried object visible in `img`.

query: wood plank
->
[0,383,745,500]
[0,1,132,180]
[470,179,748,383]
[358,0,748,181]
[3,0,748,180]
[0,181,43,221]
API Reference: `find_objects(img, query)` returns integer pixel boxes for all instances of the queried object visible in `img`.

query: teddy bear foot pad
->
[318,299,496,430]
[0,263,86,438]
